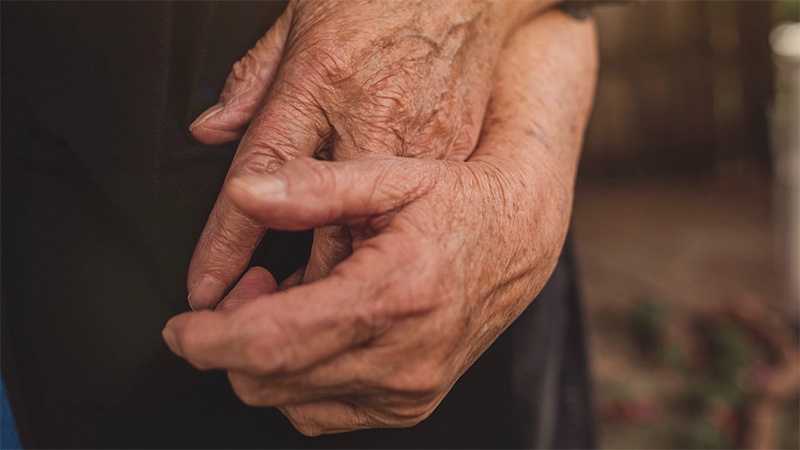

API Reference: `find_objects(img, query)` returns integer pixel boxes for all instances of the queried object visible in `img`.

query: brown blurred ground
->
[573,178,798,448]
[572,1,799,448]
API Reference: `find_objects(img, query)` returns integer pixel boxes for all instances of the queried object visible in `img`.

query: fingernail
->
[190,102,224,130]
[187,275,227,310]
[230,174,287,199]
[162,328,184,358]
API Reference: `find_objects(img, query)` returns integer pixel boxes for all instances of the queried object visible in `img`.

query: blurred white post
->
[769,22,800,323]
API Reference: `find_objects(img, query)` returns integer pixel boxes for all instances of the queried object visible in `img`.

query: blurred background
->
[572,1,800,448]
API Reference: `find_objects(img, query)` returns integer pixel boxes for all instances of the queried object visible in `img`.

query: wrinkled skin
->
[186,0,558,310]
[163,11,598,436]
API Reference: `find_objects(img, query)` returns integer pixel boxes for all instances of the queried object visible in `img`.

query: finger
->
[169,230,421,374]
[187,76,332,312]
[190,8,293,145]
[280,401,375,436]
[303,226,352,283]
[166,267,278,366]
[278,268,305,291]
[186,197,264,311]
[167,271,372,373]
[225,347,371,406]
[226,156,438,231]
[215,266,278,312]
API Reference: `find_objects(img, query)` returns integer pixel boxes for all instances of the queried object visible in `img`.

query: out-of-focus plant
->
[603,297,797,449]
[631,297,668,360]
[677,417,732,449]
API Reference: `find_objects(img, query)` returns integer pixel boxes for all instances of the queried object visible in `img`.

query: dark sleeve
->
[557,0,629,20]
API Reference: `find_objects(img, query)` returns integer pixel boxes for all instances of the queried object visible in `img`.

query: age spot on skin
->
[524,122,551,151]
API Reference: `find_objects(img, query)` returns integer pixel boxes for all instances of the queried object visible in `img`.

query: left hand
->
[184,0,558,310]
[163,10,597,435]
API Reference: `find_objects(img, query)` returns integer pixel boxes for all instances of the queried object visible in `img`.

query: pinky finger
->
[279,400,375,437]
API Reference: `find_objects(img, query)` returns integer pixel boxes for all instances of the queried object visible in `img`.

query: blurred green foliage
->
[779,399,800,449]
[679,418,732,449]
[630,297,668,359]
[605,298,776,448]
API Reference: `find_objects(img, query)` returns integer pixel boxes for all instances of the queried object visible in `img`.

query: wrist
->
[492,0,561,40]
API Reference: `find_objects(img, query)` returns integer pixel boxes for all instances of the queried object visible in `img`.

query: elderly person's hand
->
[163,11,598,435]
[185,0,560,310]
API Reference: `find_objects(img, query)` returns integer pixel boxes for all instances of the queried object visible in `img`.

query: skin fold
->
[163,10,598,436]
[185,0,558,310]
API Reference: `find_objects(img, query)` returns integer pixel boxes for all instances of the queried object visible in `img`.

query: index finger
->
[186,78,330,310]
[170,229,419,374]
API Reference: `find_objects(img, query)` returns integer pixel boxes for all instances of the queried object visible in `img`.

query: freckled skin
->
[185,0,559,310]
[164,11,598,436]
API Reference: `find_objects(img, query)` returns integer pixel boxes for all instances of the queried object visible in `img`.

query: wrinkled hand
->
[164,12,598,435]
[186,0,557,310]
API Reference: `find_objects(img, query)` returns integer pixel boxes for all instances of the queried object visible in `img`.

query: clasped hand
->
[162,2,597,436]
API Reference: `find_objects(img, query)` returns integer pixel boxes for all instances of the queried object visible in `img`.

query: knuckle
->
[379,402,438,429]
[293,43,352,85]
[228,373,265,407]
[221,52,263,101]
[233,386,264,407]
[243,319,296,374]
[302,158,337,195]
[244,338,285,375]
[395,406,435,428]
[283,406,320,437]
[407,366,448,397]
[229,151,283,176]
[384,361,449,398]
[292,421,320,437]
[362,69,417,118]
[242,132,301,166]
[231,52,260,85]
[368,250,439,320]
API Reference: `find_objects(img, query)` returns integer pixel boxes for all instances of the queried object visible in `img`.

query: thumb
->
[226,156,438,231]
[190,8,292,145]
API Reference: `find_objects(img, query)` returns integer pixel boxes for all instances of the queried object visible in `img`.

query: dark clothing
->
[1,2,594,448]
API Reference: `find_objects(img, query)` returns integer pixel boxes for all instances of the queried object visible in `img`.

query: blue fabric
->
[1,379,22,449]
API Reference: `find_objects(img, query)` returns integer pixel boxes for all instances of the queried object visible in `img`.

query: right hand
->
[185,0,557,310]
[163,9,599,434]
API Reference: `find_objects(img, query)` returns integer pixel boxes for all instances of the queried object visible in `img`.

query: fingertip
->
[240,266,280,293]
[188,274,228,310]
[226,174,288,220]
[162,326,184,358]
[190,103,224,131]
[226,176,257,201]
[191,127,245,146]
[215,267,278,312]
[225,177,260,217]
[190,103,249,145]
[230,174,287,199]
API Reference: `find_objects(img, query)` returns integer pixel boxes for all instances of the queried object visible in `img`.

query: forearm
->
[472,10,598,192]
[458,10,599,318]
